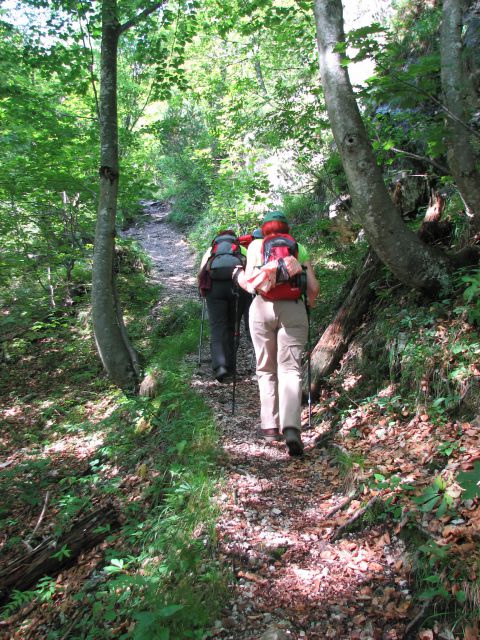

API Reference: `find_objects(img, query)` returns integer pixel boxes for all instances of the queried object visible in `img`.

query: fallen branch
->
[324,489,358,519]
[404,601,429,638]
[23,491,50,552]
[0,600,38,630]
[0,502,120,605]
[331,494,382,541]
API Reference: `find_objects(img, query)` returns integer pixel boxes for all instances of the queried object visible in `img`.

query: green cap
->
[263,210,288,224]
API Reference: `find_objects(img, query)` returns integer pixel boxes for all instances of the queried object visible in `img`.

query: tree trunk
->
[310,252,381,397]
[92,0,139,390]
[0,504,120,604]
[440,0,480,232]
[312,0,452,293]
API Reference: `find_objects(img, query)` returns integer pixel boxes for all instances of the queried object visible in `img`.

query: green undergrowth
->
[0,241,226,639]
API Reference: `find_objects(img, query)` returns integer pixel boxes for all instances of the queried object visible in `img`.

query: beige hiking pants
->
[249,296,308,433]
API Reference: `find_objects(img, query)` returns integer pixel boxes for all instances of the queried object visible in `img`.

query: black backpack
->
[207,233,244,280]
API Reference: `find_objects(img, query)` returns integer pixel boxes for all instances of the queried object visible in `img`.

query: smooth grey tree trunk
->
[440,0,480,232]
[92,0,138,390]
[92,0,164,390]
[313,0,452,293]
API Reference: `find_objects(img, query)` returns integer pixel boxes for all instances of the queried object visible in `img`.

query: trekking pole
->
[306,299,312,429]
[231,284,240,415]
[300,266,312,429]
[198,297,206,367]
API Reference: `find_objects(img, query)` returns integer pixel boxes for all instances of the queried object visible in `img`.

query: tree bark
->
[252,39,268,97]
[92,0,139,390]
[440,0,480,232]
[313,0,452,293]
[0,504,120,604]
[310,251,381,396]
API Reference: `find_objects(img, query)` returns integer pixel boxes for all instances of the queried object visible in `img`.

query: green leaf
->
[457,461,480,500]
[436,496,448,517]
[455,590,467,603]
[333,41,347,54]
[421,495,439,512]
[414,486,438,504]
[158,604,184,618]
[425,574,440,583]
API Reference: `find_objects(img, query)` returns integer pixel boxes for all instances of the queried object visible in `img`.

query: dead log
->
[0,503,120,604]
[330,494,382,541]
[418,190,452,245]
[310,251,382,398]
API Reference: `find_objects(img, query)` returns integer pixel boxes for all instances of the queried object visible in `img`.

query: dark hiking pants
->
[206,280,249,375]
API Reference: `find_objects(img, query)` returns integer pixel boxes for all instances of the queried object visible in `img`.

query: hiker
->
[233,211,319,456]
[198,230,250,382]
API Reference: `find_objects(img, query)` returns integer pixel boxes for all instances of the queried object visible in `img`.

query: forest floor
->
[1,204,478,640]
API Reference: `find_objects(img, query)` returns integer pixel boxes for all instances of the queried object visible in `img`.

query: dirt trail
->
[131,203,412,640]
[123,201,197,306]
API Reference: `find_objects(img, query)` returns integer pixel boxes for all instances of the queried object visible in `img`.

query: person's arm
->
[304,260,319,307]
[233,241,257,291]
[198,249,210,275]
[198,248,211,295]
[233,263,248,291]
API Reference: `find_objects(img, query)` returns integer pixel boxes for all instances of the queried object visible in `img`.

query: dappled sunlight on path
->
[189,338,411,640]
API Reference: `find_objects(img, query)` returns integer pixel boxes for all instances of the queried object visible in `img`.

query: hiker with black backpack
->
[233,211,319,456]
[198,230,250,382]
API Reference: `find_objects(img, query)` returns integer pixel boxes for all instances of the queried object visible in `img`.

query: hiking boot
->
[284,428,304,457]
[214,365,229,382]
[257,427,282,442]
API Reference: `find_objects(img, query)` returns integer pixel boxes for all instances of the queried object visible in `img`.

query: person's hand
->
[232,265,244,285]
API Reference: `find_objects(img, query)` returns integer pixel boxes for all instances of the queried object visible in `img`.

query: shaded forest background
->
[1,0,480,638]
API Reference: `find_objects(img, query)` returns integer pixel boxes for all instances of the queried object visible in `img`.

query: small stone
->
[271,508,282,515]
[259,625,290,640]
[221,617,236,628]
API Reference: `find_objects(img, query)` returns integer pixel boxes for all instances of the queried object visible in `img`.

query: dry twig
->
[331,494,382,541]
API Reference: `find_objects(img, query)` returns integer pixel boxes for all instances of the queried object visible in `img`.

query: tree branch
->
[76,10,100,120]
[377,62,480,142]
[389,147,449,175]
[119,2,166,34]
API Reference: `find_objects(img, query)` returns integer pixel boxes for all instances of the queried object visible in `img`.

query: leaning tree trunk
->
[440,0,480,233]
[92,0,139,391]
[313,0,452,294]
[309,252,381,397]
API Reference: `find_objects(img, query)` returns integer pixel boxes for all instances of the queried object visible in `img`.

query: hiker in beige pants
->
[250,296,308,433]
[235,210,319,456]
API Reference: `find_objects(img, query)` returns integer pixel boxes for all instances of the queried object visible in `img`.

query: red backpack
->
[238,233,254,249]
[260,233,304,301]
